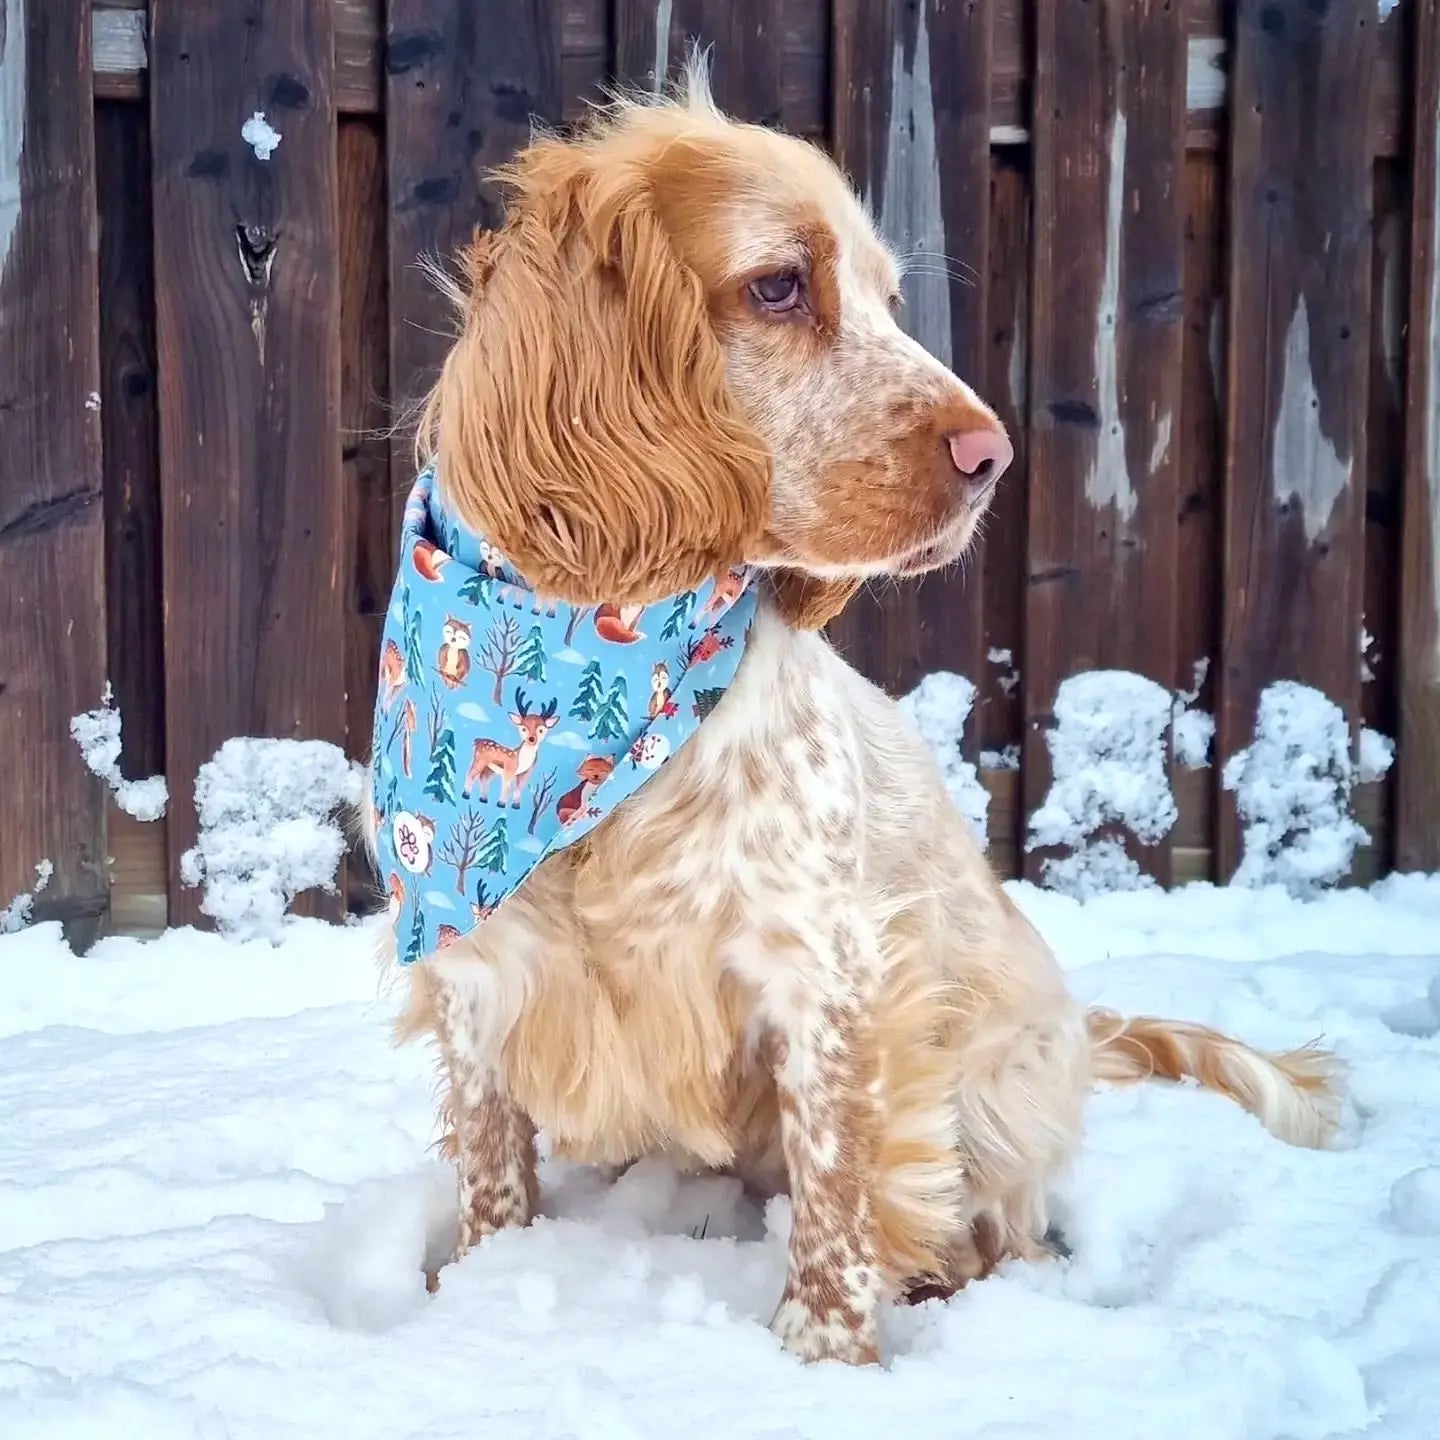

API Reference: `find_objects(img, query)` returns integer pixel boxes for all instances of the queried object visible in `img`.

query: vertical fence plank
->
[980,151,1030,767]
[0,0,107,944]
[1364,163,1405,752]
[826,0,993,735]
[1171,152,1225,881]
[1216,0,1376,879]
[340,118,390,777]
[616,0,782,123]
[385,1,563,502]
[1397,0,1440,872]
[97,101,164,789]
[1023,0,1187,883]
[150,0,344,924]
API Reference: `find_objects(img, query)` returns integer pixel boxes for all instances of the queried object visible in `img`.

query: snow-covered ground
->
[3,878,1440,1439]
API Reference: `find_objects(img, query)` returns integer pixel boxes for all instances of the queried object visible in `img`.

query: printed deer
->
[464,688,559,809]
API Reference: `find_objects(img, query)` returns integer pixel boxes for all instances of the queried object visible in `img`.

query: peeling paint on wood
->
[1271,297,1352,544]
[1148,411,1173,477]
[91,6,144,79]
[1085,111,1132,520]
[650,0,672,93]
[0,0,24,279]
[1186,37,1225,113]
[878,3,949,369]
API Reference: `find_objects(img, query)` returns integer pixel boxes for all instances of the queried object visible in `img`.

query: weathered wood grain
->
[1174,153,1224,822]
[615,0,781,126]
[825,0,994,744]
[1364,161,1406,746]
[90,0,1410,159]
[1023,0,1187,884]
[0,0,108,945]
[97,101,164,788]
[339,115,391,909]
[384,0,564,509]
[150,0,345,924]
[1216,0,1376,880]
[1397,0,1440,872]
[979,152,1030,761]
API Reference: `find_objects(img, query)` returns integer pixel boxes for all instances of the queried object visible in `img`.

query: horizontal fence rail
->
[0,0,1436,940]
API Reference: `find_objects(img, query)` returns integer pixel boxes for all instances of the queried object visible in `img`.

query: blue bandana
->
[372,467,757,963]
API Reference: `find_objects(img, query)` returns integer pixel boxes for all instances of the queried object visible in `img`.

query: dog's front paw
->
[770,1294,881,1366]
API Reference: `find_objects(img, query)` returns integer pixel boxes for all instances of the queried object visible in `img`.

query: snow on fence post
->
[1025,671,1178,899]
[0,0,108,947]
[1222,681,1383,895]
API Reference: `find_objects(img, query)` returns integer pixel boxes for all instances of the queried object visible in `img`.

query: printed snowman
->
[628,733,671,770]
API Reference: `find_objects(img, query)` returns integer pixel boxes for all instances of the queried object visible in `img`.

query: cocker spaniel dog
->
[364,65,1337,1366]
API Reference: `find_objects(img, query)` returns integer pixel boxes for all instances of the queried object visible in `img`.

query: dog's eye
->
[748,271,803,313]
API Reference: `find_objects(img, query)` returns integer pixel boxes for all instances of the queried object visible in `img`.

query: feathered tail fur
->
[1086,1008,1341,1149]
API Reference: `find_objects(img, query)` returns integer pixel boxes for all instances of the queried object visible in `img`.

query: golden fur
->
[368,64,1341,1366]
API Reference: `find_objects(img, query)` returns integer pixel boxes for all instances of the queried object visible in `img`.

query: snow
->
[1377,0,1401,21]
[1027,671,1177,898]
[241,111,281,161]
[179,738,363,941]
[1223,681,1369,896]
[900,670,988,846]
[3,876,1439,1437]
[69,686,169,821]
[1172,705,1214,768]
[1359,726,1396,785]
[980,743,1020,771]
[987,646,1021,697]
[0,860,51,935]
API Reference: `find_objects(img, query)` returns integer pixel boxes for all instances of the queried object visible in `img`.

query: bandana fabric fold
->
[372,468,756,963]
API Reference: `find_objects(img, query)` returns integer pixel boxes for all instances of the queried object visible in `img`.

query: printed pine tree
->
[590,675,629,741]
[570,660,604,721]
[402,901,426,964]
[478,815,510,874]
[458,568,490,608]
[515,625,548,683]
[661,593,694,641]
[692,687,726,721]
[423,725,457,805]
[403,593,424,684]
[384,772,400,817]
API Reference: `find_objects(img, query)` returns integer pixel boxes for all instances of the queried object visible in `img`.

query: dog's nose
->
[947,427,1014,505]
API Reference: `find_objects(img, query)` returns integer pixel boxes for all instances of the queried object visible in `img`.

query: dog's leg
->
[432,982,539,1259]
[763,916,886,1366]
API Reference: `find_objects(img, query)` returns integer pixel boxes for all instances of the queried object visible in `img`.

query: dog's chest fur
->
[415,607,871,1168]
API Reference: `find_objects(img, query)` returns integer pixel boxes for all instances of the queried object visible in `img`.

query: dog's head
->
[422,60,1012,629]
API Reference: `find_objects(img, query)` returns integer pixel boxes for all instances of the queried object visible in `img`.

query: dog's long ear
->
[767,572,862,631]
[422,141,770,605]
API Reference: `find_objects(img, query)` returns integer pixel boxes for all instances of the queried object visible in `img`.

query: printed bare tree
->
[564,605,593,648]
[477,614,522,704]
[436,806,486,894]
[527,767,558,835]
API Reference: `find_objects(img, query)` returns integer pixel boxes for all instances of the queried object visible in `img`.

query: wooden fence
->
[1,0,1437,943]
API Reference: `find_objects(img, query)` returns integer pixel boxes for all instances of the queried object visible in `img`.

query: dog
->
[363,62,1339,1367]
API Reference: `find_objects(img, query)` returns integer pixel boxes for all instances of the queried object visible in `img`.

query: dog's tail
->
[1086,1008,1341,1149]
